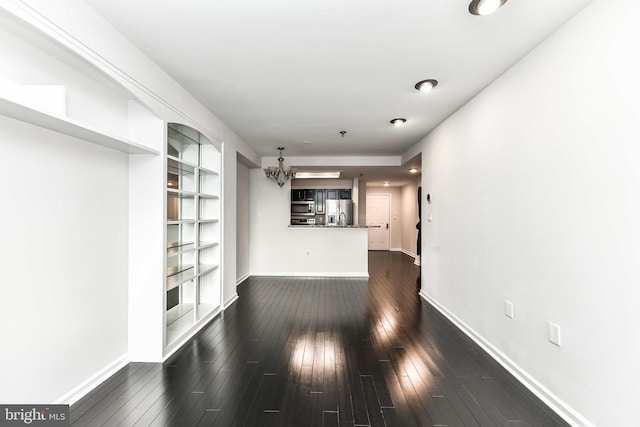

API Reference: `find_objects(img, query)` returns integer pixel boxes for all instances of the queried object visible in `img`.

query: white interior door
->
[366,194,390,250]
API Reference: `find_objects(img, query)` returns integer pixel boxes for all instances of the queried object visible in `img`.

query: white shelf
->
[167,241,195,250]
[167,188,197,198]
[167,219,197,225]
[198,242,220,250]
[166,303,194,325]
[167,155,198,170]
[196,304,217,321]
[166,303,198,346]
[198,264,220,276]
[166,303,195,344]
[167,157,195,175]
[199,167,219,176]
[166,266,196,291]
[0,95,160,155]
[166,156,220,177]
[167,245,197,258]
[199,193,220,200]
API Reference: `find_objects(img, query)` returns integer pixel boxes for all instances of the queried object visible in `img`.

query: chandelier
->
[264,147,296,187]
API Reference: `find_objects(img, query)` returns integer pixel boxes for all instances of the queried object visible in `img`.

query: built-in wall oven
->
[291,200,316,225]
[291,216,316,225]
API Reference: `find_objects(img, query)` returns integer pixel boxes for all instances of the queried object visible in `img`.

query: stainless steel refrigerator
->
[326,199,353,226]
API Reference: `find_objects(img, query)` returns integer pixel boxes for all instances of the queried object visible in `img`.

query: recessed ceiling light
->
[469,0,508,16]
[295,171,342,179]
[409,168,418,173]
[415,79,438,92]
[303,140,311,144]
[390,118,406,126]
[383,182,390,187]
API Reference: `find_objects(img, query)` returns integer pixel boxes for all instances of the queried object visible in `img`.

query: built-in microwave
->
[291,201,315,215]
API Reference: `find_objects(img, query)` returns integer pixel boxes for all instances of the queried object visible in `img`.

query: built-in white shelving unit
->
[0,4,222,366]
[165,123,221,347]
[0,93,159,155]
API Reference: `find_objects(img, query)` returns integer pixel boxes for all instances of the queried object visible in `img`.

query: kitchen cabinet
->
[339,189,352,199]
[292,189,315,201]
[326,189,338,200]
[292,188,352,226]
[319,189,350,200]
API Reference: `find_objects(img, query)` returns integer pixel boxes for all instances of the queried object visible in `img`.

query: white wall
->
[222,131,259,307]
[221,138,237,307]
[420,0,640,425]
[127,102,165,363]
[0,116,129,403]
[400,177,420,258]
[236,161,251,283]
[249,169,368,276]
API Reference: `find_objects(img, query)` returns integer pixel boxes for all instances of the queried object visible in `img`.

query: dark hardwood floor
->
[71,251,568,426]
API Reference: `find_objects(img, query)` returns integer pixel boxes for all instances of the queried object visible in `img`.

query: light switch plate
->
[549,322,561,346]
[428,212,433,222]
[505,300,514,319]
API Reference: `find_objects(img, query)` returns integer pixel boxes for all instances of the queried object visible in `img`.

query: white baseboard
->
[419,290,593,427]
[398,248,418,258]
[236,273,250,286]
[396,248,420,265]
[393,247,418,258]
[55,353,128,405]
[250,271,369,277]
[224,293,239,309]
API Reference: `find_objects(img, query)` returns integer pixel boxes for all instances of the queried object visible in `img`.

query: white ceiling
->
[86,0,592,184]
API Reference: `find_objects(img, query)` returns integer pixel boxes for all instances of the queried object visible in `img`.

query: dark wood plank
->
[379,361,420,427]
[71,363,160,426]
[345,346,371,426]
[70,363,147,424]
[361,374,386,427]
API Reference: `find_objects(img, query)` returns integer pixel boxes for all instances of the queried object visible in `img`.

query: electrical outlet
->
[428,212,433,222]
[505,300,514,319]
[548,323,561,346]
[306,251,310,256]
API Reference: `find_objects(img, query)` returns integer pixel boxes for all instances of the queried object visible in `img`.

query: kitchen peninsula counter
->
[288,225,369,228]
[251,224,369,277]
